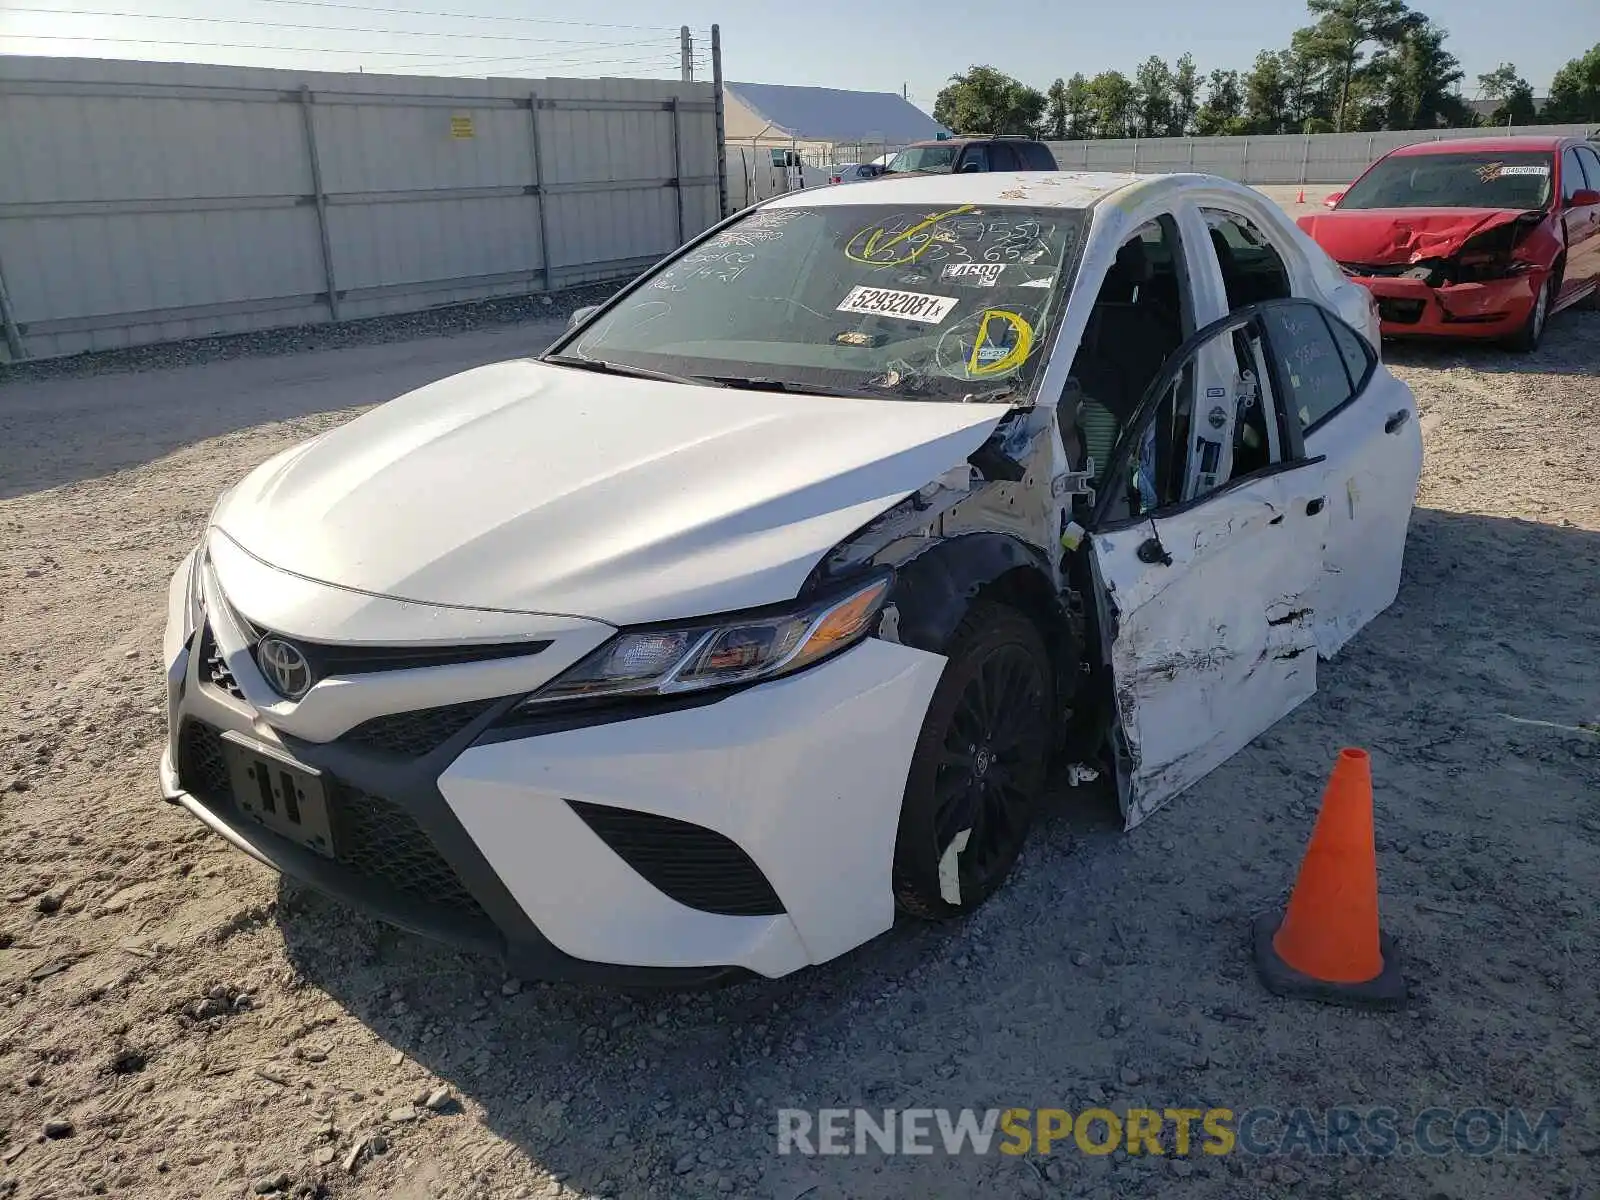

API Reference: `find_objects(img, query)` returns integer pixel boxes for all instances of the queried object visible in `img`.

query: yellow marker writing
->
[967,309,1033,377]
[845,204,976,266]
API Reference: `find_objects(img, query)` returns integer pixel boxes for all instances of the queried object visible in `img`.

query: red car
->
[1297,136,1600,350]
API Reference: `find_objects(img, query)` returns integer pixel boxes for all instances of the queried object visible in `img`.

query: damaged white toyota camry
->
[160,172,1423,984]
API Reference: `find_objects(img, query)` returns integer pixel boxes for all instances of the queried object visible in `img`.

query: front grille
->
[1342,261,1416,278]
[1377,298,1425,325]
[568,801,784,917]
[334,788,486,917]
[198,625,246,701]
[338,700,495,758]
[179,719,232,801]
[175,721,486,920]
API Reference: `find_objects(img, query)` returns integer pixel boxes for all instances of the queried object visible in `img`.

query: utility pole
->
[902,82,908,100]
[681,26,693,82]
[712,24,728,218]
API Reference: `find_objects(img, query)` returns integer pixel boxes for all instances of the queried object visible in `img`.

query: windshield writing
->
[562,203,1086,403]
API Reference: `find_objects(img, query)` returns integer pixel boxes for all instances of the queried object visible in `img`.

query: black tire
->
[891,602,1055,920]
[1507,275,1553,353]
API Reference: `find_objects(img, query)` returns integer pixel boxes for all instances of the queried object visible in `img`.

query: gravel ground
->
[0,303,1596,1200]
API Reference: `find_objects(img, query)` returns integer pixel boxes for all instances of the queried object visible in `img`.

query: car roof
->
[1388,136,1569,157]
[764,170,1141,211]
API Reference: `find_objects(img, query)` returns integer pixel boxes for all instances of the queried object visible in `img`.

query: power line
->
[0,32,672,59]
[386,50,682,72]
[4,9,668,47]
[230,0,685,33]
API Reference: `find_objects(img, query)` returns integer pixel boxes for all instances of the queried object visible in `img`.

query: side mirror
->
[1323,191,1345,209]
[567,305,600,331]
[1568,188,1600,208]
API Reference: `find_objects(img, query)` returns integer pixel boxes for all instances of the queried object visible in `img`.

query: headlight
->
[519,574,892,706]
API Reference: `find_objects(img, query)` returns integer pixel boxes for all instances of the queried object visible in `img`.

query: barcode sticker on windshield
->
[942,262,1006,287]
[837,285,959,324]
[1498,165,1549,176]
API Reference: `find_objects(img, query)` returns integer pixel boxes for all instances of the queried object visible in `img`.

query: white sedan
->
[159,172,1422,984]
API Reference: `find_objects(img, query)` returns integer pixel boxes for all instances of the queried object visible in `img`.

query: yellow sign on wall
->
[450,114,474,139]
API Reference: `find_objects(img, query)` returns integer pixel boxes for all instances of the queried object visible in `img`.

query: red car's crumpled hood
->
[1296,207,1543,265]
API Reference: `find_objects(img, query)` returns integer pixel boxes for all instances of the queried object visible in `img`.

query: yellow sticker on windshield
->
[967,310,1033,377]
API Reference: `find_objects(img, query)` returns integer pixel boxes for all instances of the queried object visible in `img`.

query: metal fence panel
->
[0,55,721,361]
[1047,123,1600,186]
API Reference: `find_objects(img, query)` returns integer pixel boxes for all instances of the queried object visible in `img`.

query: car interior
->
[1064,218,1189,494]
[1203,210,1293,310]
[1061,211,1310,525]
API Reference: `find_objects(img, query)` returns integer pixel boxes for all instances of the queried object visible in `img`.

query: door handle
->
[1384,409,1411,434]
[1305,497,1326,516]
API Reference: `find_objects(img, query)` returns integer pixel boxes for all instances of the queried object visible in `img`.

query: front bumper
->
[159,556,945,983]
[1354,273,1540,339]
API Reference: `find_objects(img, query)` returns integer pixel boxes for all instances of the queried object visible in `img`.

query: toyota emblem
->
[256,636,313,700]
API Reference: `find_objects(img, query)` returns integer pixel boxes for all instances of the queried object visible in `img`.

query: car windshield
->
[1337,151,1555,210]
[558,202,1088,403]
[885,146,959,174]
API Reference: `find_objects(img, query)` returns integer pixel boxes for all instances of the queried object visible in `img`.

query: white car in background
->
[160,172,1422,985]
[829,162,883,185]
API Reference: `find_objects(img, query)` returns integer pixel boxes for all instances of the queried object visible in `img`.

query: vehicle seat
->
[1069,239,1179,484]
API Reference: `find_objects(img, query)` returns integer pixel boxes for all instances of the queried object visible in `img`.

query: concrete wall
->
[1046,123,1600,185]
[0,56,722,361]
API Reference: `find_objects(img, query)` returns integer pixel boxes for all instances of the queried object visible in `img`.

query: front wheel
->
[892,602,1055,920]
[1507,275,1552,353]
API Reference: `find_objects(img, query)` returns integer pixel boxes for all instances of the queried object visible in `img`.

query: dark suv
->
[882,136,1057,175]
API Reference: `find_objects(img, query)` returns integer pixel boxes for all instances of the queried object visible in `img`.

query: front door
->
[1087,302,1343,827]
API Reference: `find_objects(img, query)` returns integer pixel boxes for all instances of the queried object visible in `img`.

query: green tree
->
[1063,73,1093,139]
[1379,20,1470,129]
[1544,43,1600,123]
[1478,63,1538,127]
[933,66,1047,136]
[1045,78,1069,139]
[1085,70,1136,138]
[1195,69,1245,136]
[1134,55,1176,137]
[1297,0,1426,132]
[1170,52,1202,136]
[1242,50,1292,134]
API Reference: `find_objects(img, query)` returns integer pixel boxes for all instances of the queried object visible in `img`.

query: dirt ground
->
[1,299,1596,1200]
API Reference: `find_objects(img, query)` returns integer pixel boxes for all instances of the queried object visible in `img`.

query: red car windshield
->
[1338,151,1555,211]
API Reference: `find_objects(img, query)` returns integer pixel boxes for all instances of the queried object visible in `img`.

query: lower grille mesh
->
[176,722,486,920]
[568,801,784,917]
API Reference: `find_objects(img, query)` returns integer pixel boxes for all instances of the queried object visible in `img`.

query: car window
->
[1578,147,1600,190]
[989,144,1021,171]
[1201,209,1292,311]
[1562,149,1589,200]
[884,145,957,174]
[1338,151,1555,210]
[963,146,991,172]
[563,203,1089,403]
[1258,304,1359,434]
[1021,143,1055,170]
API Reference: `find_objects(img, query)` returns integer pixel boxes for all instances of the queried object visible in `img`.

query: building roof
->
[724,81,942,145]
[765,170,1143,211]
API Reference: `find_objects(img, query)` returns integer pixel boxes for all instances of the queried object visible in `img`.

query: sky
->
[0,0,1594,110]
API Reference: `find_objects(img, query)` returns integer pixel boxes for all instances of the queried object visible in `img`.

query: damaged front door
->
[1084,305,1330,828]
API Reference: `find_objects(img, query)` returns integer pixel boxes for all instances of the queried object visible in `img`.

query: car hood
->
[212,359,1011,626]
[1295,207,1543,264]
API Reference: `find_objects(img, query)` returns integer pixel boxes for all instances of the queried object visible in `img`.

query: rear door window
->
[989,143,1021,171]
[1257,305,1361,434]
[1578,146,1600,188]
[962,145,992,172]
[1021,143,1056,170]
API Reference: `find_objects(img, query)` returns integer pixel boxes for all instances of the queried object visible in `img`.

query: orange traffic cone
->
[1296,185,1307,205]
[1252,748,1407,1008]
